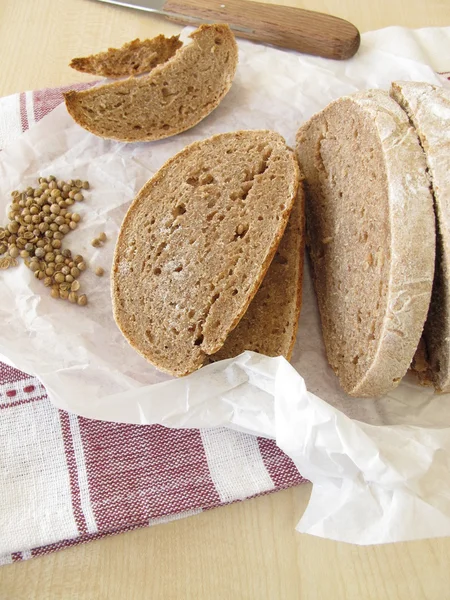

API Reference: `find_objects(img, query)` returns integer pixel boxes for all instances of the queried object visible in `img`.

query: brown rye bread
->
[112,130,300,376]
[64,24,238,143]
[391,81,450,392]
[211,184,305,362]
[296,89,435,397]
[69,35,183,78]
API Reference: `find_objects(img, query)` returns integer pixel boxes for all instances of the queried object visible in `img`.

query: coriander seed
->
[95,267,105,277]
[77,294,87,306]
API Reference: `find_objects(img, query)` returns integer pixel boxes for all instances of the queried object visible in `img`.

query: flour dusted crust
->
[296,89,435,397]
[112,130,300,377]
[391,81,450,392]
[64,24,238,143]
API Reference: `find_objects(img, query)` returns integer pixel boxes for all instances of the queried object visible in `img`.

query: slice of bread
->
[391,81,450,392]
[64,24,238,143]
[69,35,182,78]
[112,130,300,377]
[210,185,305,362]
[296,90,435,397]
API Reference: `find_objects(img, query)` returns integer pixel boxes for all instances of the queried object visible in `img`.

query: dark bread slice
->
[391,81,450,392]
[69,35,182,78]
[211,185,305,362]
[64,24,238,143]
[112,130,300,376]
[296,90,435,397]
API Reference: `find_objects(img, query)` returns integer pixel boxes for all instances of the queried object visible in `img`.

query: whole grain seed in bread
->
[391,81,450,392]
[64,24,238,143]
[112,130,300,376]
[296,89,435,397]
[70,35,182,78]
[210,184,305,362]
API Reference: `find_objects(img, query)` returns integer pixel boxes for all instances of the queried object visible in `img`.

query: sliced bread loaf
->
[391,81,450,392]
[210,185,305,362]
[112,130,300,376]
[296,89,435,397]
[69,35,182,78]
[64,24,238,143]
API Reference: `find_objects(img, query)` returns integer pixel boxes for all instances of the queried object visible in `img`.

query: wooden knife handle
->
[162,0,360,60]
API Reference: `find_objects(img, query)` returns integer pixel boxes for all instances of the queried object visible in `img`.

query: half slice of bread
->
[296,90,435,397]
[69,35,182,78]
[211,185,305,362]
[112,130,300,377]
[64,24,238,143]
[391,81,450,392]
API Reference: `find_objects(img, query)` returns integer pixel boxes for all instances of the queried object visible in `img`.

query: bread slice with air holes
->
[112,130,300,377]
[64,24,238,143]
[69,35,182,78]
[391,81,450,392]
[210,184,305,363]
[296,89,435,397]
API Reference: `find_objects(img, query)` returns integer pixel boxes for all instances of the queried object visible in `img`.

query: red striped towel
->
[0,85,305,565]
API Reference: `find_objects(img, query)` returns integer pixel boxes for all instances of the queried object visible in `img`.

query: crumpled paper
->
[1,26,450,545]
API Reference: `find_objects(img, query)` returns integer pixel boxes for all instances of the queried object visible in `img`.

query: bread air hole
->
[172,204,186,217]
[153,267,161,275]
[174,265,183,272]
[194,334,204,346]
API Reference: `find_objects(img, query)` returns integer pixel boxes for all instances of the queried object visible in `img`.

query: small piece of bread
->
[210,185,305,362]
[112,130,300,377]
[69,35,182,78]
[64,24,238,143]
[391,81,450,392]
[296,89,435,397]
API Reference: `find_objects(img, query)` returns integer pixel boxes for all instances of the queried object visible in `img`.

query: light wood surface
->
[0,1,449,598]
[163,0,360,59]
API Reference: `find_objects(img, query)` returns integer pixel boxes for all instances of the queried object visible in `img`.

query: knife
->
[95,0,360,60]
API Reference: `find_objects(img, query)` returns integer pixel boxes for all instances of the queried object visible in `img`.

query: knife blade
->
[95,0,360,60]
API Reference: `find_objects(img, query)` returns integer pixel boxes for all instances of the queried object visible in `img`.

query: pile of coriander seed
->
[0,175,89,306]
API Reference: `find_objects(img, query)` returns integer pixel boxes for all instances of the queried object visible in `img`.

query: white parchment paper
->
[1,26,450,545]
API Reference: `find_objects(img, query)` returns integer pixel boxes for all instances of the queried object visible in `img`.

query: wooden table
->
[0,1,449,598]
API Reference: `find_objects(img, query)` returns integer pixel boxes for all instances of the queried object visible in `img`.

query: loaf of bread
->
[210,185,305,362]
[391,81,450,392]
[112,130,300,376]
[296,89,435,397]
[64,24,238,142]
[69,35,182,78]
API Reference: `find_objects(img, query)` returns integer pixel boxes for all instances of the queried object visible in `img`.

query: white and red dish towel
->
[0,85,305,565]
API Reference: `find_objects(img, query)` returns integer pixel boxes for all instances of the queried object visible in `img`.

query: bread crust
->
[391,81,450,393]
